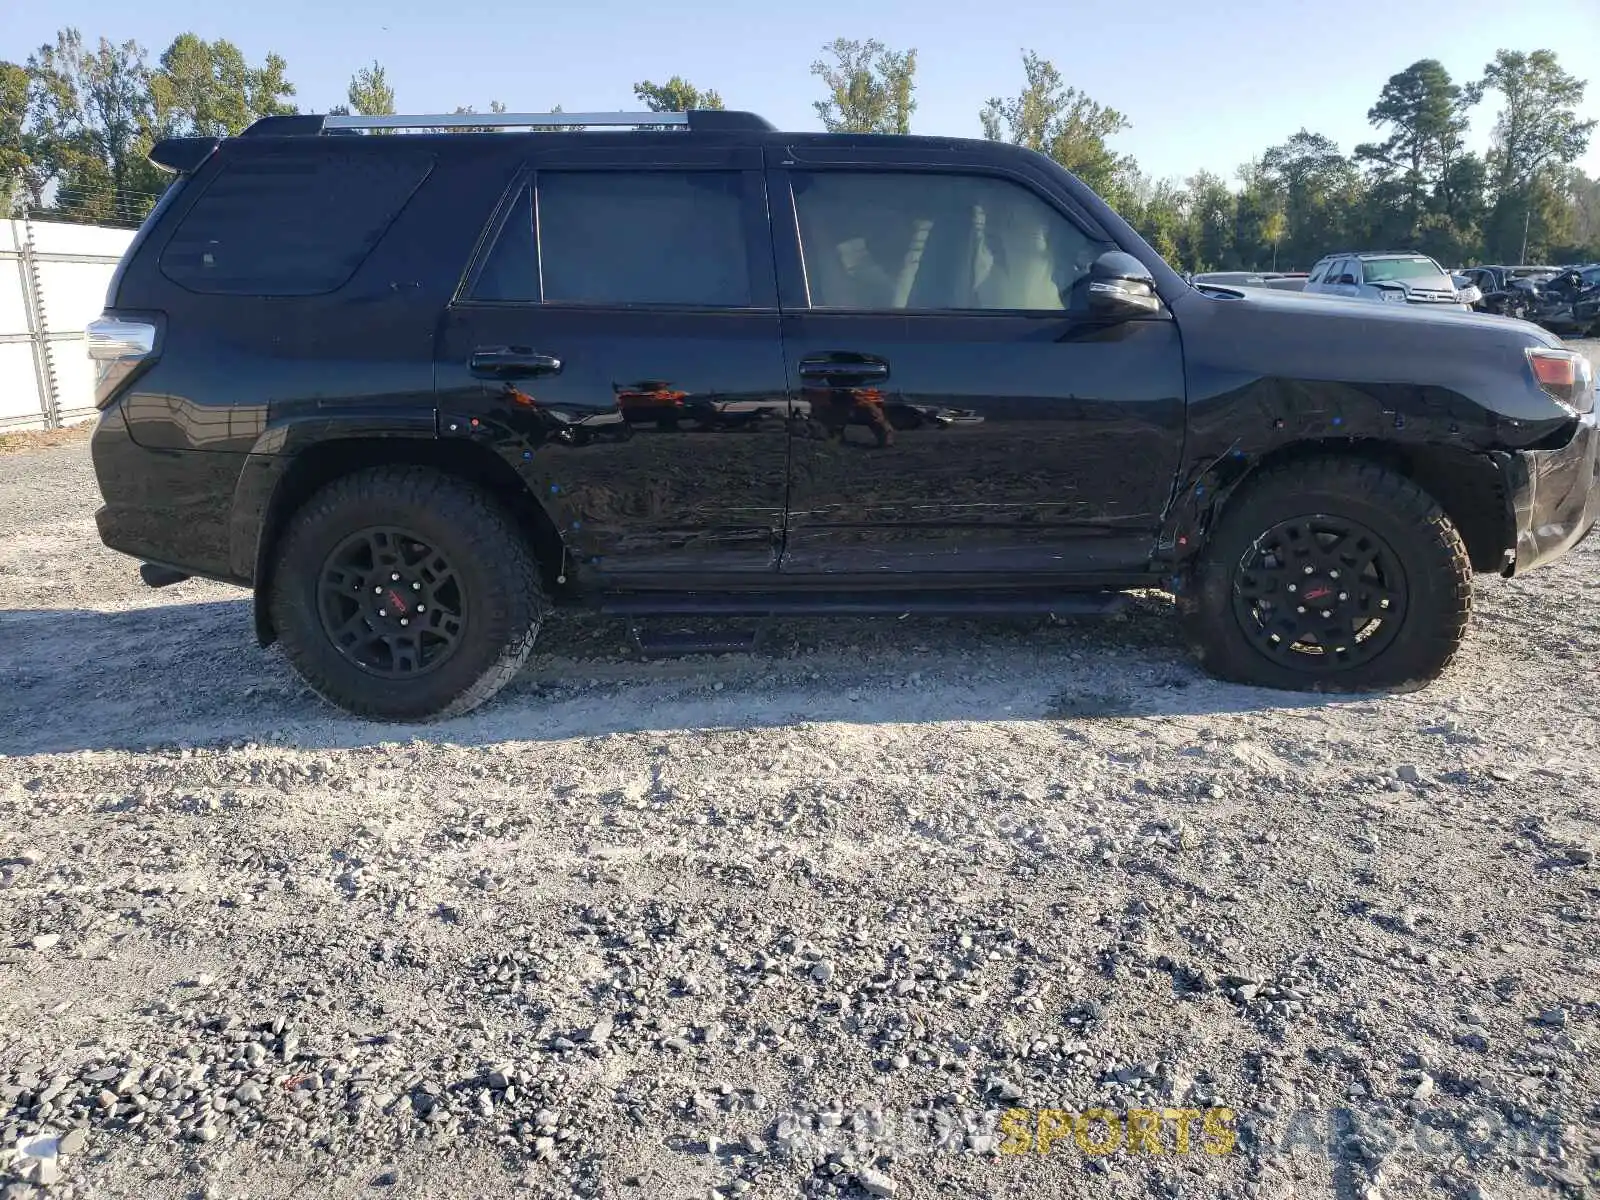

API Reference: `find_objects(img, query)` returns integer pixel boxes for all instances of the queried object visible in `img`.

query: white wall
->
[1,219,135,430]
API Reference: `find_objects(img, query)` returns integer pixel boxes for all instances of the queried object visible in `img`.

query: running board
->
[599,591,1129,618]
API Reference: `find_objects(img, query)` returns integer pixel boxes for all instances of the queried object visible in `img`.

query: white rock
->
[856,1166,896,1197]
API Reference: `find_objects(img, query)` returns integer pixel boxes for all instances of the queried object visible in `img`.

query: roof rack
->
[241,110,776,137]
[1317,249,1427,259]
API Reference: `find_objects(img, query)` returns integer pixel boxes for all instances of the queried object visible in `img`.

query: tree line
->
[3,29,1597,268]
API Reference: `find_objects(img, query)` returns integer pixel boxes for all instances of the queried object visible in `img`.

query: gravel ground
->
[2,347,1598,1200]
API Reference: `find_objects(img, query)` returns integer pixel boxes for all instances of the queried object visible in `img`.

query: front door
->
[767,155,1186,578]
[436,146,789,581]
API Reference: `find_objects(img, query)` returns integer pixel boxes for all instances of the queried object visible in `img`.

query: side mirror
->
[1085,251,1162,319]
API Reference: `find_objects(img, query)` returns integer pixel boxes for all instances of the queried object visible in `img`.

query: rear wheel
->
[268,466,546,720]
[1183,458,1472,692]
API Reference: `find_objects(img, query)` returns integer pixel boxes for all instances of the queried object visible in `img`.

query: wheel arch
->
[1177,438,1514,578]
[248,437,567,647]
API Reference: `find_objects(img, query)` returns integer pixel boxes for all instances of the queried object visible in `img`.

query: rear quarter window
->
[158,147,434,296]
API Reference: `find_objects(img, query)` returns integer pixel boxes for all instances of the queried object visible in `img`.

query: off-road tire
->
[1182,457,1472,692]
[268,466,546,721]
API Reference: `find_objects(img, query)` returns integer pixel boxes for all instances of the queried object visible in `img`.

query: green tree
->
[148,33,295,138]
[980,51,1133,201]
[1,62,31,213]
[347,60,395,118]
[811,38,916,134]
[1565,169,1600,256]
[1261,130,1360,267]
[1131,177,1188,268]
[24,28,156,223]
[1354,59,1472,237]
[1184,170,1235,272]
[1261,210,1287,270]
[1473,49,1596,260]
[1232,158,1278,270]
[633,76,724,112]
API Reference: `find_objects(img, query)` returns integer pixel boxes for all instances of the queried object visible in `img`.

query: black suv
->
[86,109,1600,720]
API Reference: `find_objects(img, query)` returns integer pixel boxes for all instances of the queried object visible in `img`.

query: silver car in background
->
[1304,251,1472,311]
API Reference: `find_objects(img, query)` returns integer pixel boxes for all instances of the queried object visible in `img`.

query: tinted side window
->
[471,185,538,302]
[160,148,433,295]
[536,171,752,307]
[792,171,1104,312]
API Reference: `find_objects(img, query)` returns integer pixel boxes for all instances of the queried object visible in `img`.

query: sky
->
[6,0,1600,184]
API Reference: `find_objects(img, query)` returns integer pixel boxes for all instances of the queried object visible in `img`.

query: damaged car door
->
[768,149,1188,577]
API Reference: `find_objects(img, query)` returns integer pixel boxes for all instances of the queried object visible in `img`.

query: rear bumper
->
[90,400,247,584]
[1505,410,1600,575]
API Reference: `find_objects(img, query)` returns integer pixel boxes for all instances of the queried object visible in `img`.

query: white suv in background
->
[1304,251,1472,311]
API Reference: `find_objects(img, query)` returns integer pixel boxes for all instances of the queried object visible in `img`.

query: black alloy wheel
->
[1229,515,1406,673]
[316,527,466,677]
[269,466,547,721]
[1182,458,1472,692]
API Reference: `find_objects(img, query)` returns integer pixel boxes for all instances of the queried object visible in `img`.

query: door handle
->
[470,347,563,380]
[799,355,889,382]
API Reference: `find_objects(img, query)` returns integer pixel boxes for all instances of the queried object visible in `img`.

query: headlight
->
[1378,289,1406,303]
[1458,285,1482,305]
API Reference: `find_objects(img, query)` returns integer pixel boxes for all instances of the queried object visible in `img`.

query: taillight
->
[85,316,157,409]
[1526,347,1595,415]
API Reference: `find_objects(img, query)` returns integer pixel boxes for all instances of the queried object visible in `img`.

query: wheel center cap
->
[1294,574,1350,620]
[1301,580,1336,606]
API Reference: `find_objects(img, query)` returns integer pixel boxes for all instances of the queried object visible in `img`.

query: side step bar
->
[601,591,1129,618]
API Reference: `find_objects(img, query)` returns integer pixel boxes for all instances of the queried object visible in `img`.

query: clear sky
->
[7,0,1599,183]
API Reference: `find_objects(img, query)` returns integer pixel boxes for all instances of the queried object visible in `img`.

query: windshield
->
[1362,257,1446,283]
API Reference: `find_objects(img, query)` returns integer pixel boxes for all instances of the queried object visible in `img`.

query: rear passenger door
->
[436,144,789,581]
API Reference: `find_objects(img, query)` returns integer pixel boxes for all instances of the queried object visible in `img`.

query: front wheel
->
[1182,458,1472,692]
[267,466,547,721]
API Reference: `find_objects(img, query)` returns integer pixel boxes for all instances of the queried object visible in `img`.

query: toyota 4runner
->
[86,109,1600,720]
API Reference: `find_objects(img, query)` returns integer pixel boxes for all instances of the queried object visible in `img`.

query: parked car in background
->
[1304,251,1471,311]
[1190,271,1308,292]
[1459,265,1557,315]
[1460,264,1558,297]
[1463,263,1600,332]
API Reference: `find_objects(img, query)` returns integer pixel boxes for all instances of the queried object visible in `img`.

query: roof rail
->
[327,111,687,131]
[1321,249,1426,259]
[241,110,776,137]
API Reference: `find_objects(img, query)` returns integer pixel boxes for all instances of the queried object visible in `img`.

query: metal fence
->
[1,217,135,431]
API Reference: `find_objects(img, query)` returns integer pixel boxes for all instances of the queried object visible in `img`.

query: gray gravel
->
[2,345,1598,1198]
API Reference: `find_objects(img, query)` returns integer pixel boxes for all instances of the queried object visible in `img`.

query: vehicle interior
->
[792,172,1102,312]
